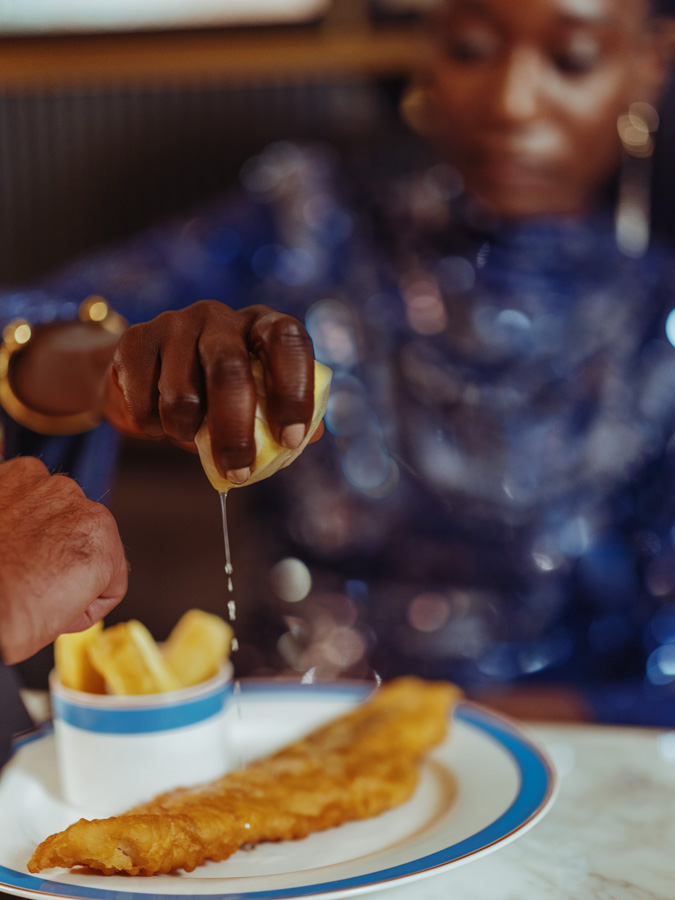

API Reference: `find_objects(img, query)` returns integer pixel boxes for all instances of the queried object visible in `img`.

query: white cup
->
[49,662,234,816]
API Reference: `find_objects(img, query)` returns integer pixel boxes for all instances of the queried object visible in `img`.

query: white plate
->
[0,680,556,900]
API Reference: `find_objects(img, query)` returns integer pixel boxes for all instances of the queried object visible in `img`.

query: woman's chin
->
[466,179,589,222]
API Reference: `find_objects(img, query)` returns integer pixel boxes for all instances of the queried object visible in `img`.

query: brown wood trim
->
[0,24,424,90]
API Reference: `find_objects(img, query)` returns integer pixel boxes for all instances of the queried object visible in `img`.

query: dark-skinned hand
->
[103,301,317,483]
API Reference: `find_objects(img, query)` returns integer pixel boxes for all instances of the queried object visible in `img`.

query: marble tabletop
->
[382,721,675,900]
[3,695,674,900]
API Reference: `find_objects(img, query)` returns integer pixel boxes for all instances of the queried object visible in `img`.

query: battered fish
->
[29,677,460,876]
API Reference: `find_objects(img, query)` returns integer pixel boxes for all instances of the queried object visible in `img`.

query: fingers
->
[63,549,128,635]
[106,301,318,476]
[64,602,113,636]
[198,332,256,480]
[38,497,127,659]
[0,461,128,664]
[87,502,129,611]
[156,326,205,444]
[109,319,163,437]
[246,306,316,448]
[110,303,241,447]
[198,305,316,476]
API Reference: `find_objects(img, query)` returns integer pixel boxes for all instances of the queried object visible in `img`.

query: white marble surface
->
[381,722,675,900]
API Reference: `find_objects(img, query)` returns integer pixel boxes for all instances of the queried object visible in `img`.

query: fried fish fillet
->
[29,677,460,877]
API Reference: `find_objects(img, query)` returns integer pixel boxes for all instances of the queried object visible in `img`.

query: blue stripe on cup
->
[52,682,232,734]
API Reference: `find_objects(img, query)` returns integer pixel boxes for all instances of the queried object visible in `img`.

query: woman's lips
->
[472,153,554,187]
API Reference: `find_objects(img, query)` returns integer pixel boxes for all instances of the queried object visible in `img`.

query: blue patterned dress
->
[3,141,675,724]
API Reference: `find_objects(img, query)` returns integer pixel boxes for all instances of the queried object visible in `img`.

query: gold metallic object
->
[0,297,126,435]
[399,82,437,137]
[78,295,126,333]
[615,102,659,258]
[617,102,660,159]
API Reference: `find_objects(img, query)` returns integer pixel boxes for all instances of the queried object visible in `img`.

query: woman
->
[2,0,674,722]
[424,0,669,221]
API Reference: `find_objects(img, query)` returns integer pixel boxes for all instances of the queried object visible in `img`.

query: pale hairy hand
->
[103,301,316,482]
[0,457,128,664]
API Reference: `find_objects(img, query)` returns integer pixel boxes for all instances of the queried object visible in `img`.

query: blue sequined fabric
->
[3,140,675,723]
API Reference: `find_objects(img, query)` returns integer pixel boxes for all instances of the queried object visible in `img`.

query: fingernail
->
[280,423,307,450]
[226,467,250,485]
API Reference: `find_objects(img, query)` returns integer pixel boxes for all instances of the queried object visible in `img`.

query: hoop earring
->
[399,81,438,137]
[615,101,659,258]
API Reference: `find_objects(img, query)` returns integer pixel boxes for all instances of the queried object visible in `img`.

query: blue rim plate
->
[0,680,556,900]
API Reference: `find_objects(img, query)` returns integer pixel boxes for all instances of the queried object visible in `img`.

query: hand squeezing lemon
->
[54,359,331,697]
[195,359,332,493]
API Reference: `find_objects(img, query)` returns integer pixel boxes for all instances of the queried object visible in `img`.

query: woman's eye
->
[553,41,602,76]
[442,32,498,64]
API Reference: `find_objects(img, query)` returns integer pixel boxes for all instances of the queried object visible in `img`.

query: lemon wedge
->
[195,359,332,492]
[54,621,106,694]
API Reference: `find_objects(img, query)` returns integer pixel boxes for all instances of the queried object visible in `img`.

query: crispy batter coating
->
[29,677,460,876]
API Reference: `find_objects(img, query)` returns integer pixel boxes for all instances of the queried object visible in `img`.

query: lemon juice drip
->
[233,678,243,721]
[219,491,235,608]
[219,490,242,735]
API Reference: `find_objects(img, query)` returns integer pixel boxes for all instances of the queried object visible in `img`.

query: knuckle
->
[50,473,86,501]
[8,456,50,479]
[158,391,202,439]
[113,322,150,362]
[93,501,119,534]
[148,307,188,334]
[178,299,225,328]
[84,503,119,554]
[223,433,253,455]
[271,313,309,339]
[249,308,311,348]
[192,298,219,315]
[159,388,201,415]
[203,352,252,390]
[269,318,314,357]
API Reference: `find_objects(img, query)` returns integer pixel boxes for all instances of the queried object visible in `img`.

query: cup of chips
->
[50,610,235,815]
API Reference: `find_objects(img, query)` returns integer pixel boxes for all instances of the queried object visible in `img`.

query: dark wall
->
[0,77,407,286]
[652,71,675,244]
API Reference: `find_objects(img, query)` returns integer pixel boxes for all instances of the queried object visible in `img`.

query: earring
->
[399,81,437,137]
[615,101,660,258]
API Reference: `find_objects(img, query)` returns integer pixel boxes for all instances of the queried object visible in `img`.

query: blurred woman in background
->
[2,0,675,723]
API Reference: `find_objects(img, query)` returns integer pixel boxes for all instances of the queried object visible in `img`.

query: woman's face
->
[426,0,664,218]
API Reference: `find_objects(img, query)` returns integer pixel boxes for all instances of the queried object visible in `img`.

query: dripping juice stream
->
[219,491,242,736]
[219,490,236,618]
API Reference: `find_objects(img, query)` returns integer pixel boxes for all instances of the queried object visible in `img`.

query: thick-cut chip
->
[195,359,332,493]
[87,621,180,696]
[28,677,460,876]
[162,609,233,687]
[54,622,106,694]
